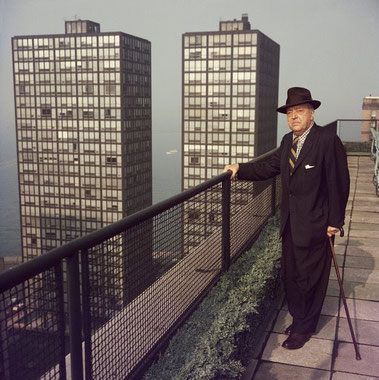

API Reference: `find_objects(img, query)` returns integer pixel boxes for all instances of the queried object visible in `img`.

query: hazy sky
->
[0,0,378,160]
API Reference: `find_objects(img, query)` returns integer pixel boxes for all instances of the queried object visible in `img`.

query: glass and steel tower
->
[12,20,152,302]
[182,14,279,190]
[182,14,279,248]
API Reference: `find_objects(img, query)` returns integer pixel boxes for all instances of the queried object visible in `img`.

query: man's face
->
[286,104,315,136]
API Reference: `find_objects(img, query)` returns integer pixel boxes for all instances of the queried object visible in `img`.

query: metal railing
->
[325,119,379,142]
[370,127,379,196]
[0,149,280,380]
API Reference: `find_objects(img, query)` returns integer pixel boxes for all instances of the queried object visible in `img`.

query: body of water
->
[0,162,22,256]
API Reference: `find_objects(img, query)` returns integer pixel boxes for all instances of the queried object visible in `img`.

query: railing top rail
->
[336,119,379,122]
[0,148,279,291]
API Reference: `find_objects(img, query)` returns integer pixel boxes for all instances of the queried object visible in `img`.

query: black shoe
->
[282,332,311,350]
[284,324,293,335]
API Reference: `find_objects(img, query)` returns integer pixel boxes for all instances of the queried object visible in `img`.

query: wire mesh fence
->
[0,265,66,380]
[0,156,280,380]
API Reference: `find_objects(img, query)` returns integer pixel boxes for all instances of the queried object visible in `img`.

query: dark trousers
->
[281,221,332,334]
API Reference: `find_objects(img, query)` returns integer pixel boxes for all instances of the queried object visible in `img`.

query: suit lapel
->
[292,124,319,174]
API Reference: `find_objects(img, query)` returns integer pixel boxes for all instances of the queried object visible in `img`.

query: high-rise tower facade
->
[12,20,152,267]
[182,14,279,190]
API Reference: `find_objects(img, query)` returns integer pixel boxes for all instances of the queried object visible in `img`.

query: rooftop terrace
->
[245,155,379,379]
[0,122,378,379]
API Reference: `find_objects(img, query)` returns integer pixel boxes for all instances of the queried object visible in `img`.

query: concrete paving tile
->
[356,166,373,172]
[332,372,379,380]
[339,299,379,321]
[334,342,379,378]
[356,169,378,176]
[334,245,346,255]
[335,236,348,246]
[355,182,376,188]
[261,333,333,370]
[355,188,377,195]
[327,279,341,297]
[351,212,379,224]
[356,183,375,188]
[356,173,374,179]
[343,268,379,284]
[347,238,379,247]
[351,223,379,231]
[357,175,376,182]
[356,176,377,182]
[354,201,379,208]
[335,254,344,268]
[338,317,379,345]
[349,230,379,239]
[354,195,379,202]
[329,268,342,282]
[321,296,340,317]
[346,245,379,257]
[353,201,379,209]
[253,361,330,380]
[334,280,379,301]
[273,310,337,340]
[352,205,379,213]
[344,255,379,269]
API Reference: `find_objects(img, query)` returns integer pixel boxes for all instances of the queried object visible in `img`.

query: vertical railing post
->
[55,263,67,380]
[67,253,83,380]
[81,249,92,380]
[222,175,231,272]
[0,298,11,380]
[271,176,277,216]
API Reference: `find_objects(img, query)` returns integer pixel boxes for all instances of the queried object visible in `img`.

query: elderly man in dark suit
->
[224,87,350,350]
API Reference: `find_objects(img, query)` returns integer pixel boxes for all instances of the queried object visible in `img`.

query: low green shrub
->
[144,214,282,380]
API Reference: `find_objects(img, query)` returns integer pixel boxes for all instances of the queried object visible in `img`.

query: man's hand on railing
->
[223,163,239,179]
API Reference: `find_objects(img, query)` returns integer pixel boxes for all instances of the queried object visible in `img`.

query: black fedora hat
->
[277,87,321,114]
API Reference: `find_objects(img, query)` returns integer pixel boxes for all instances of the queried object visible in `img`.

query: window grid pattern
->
[12,31,152,263]
[182,31,258,190]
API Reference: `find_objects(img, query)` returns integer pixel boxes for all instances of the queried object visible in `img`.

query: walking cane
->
[329,236,362,360]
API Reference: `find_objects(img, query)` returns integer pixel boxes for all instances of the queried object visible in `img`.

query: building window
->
[188,209,200,221]
[45,232,57,239]
[41,108,52,118]
[190,156,199,165]
[106,156,117,164]
[104,84,116,95]
[83,84,94,94]
[83,110,94,118]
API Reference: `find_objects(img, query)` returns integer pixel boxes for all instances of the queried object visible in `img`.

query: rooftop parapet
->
[65,20,100,34]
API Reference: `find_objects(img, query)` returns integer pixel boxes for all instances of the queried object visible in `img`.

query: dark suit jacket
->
[238,124,350,247]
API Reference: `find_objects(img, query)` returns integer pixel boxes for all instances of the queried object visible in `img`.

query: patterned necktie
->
[289,136,299,175]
